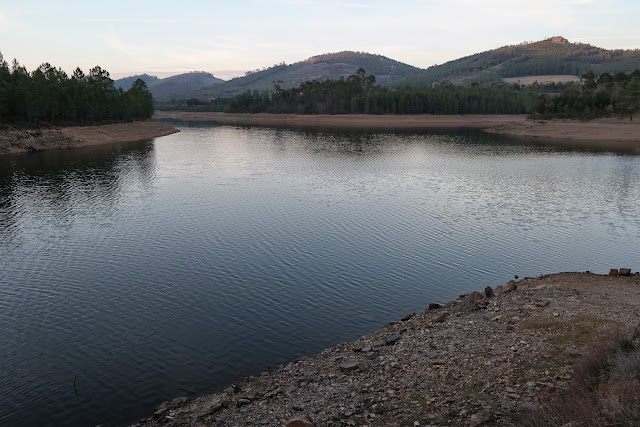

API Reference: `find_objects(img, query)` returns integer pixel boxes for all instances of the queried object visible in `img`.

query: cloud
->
[84,17,191,24]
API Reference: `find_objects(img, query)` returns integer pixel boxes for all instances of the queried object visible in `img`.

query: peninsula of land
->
[137,271,640,427]
[0,121,179,155]
[154,112,640,145]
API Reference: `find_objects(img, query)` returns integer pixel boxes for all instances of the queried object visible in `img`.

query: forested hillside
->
[0,54,153,124]
[393,36,640,87]
[115,72,223,101]
[188,52,420,100]
[167,68,536,115]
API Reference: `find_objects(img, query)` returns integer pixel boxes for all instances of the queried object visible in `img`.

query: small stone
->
[401,313,414,321]
[356,362,368,371]
[428,303,443,310]
[619,268,632,276]
[609,268,619,276]
[285,415,315,427]
[284,363,294,371]
[484,286,495,298]
[534,300,550,307]
[553,312,559,317]
[385,334,402,345]
[236,398,251,407]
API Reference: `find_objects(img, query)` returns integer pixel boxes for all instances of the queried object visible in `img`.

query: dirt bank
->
[485,117,640,144]
[0,121,179,155]
[136,271,640,426]
[154,112,640,146]
[153,111,524,130]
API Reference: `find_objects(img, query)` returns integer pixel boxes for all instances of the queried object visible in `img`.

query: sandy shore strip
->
[136,271,640,427]
[0,121,179,155]
[154,111,640,144]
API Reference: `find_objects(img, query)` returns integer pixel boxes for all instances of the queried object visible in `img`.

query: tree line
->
[0,53,154,125]
[161,67,640,121]
[533,70,640,120]
[161,68,537,115]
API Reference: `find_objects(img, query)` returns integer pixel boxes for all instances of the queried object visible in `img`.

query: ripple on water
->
[0,126,640,425]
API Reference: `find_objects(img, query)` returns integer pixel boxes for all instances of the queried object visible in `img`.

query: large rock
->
[609,268,619,276]
[385,334,402,345]
[286,415,315,427]
[470,410,491,426]
[619,268,632,276]
[460,291,487,312]
[339,359,360,372]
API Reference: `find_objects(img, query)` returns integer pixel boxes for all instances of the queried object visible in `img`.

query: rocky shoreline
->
[0,121,179,155]
[132,271,640,427]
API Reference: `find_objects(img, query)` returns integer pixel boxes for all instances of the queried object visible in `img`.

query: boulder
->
[385,334,402,345]
[286,415,315,427]
[484,286,495,298]
[619,268,632,276]
[339,359,360,372]
[609,268,619,276]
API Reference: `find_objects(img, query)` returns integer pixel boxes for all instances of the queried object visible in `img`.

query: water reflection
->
[1,125,639,426]
[0,141,156,251]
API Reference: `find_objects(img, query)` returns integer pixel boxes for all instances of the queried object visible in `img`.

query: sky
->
[1,0,639,80]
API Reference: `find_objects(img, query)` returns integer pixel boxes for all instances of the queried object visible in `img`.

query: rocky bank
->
[0,121,179,155]
[132,271,640,427]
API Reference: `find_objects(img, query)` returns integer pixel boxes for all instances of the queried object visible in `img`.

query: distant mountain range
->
[115,37,640,102]
[115,72,224,100]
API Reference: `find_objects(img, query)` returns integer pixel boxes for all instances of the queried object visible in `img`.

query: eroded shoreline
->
[154,111,640,146]
[0,121,179,155]
[136,271,640,426]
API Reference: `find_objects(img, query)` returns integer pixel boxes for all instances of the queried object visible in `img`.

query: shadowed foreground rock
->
[133,272,640,427]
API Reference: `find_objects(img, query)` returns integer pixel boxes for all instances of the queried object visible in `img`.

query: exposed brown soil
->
[153,112,640,146]
[153,112,524,130]
[0,121,179,155]
[485,117,640,145]
[137,271,640,427]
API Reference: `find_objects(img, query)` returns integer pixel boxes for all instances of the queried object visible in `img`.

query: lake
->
[1,121,639,426]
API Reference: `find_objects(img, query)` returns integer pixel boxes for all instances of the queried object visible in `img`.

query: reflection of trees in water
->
[0,140,156,245]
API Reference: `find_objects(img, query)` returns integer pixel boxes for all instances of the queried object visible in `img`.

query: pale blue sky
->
[1,0,639,80]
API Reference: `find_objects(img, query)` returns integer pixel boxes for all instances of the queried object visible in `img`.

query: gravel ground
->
[133,271,640,427]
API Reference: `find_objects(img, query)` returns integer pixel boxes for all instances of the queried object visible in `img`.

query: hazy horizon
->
[2,1,640,80]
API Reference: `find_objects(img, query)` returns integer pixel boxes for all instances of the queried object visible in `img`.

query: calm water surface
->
[1,122,639,426]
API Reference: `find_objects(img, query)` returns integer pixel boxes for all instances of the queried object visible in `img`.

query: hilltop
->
[392,36,640,87]
[187,51,420,100]
[115,72,224,101]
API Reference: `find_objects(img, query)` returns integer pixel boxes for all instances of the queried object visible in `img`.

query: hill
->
[115,72,224,100]
[188,51,420,100]
[392,36,640,87]
[114,73,159,90]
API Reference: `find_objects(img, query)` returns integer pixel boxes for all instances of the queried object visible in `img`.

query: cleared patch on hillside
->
[503,75,580,85]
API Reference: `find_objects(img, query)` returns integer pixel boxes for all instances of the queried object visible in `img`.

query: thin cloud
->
[84,17,191,24]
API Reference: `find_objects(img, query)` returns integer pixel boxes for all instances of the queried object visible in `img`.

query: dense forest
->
[533,70,640,120]
[162,68,537,115]
[0,53,154,125]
